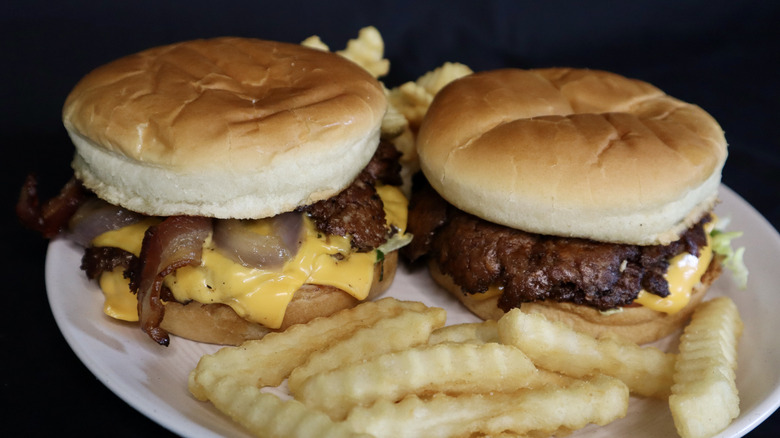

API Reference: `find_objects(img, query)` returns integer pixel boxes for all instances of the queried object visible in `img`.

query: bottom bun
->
[160,251,398,345]
[430,256,722,345]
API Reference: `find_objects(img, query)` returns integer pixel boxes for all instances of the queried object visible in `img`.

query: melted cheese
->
[633,235,713,314]
[93,218,160,321]
[472,285,502,301]
[91,218,160,255]
[91,186,408,327]
[99,270,137,321]
[165,217,376,329]
[376,183,408,233]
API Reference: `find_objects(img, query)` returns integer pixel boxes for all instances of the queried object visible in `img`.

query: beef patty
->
[402,181,710,311]
[300,140,402,252]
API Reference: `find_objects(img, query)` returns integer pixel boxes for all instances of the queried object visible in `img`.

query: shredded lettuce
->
[376,232,413,262]
[710,221,749,289]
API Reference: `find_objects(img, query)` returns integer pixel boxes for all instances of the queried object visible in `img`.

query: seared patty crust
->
[300,140,402,252]
[402,181,710,311]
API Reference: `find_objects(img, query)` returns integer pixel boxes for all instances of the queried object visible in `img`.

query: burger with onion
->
[403,67,742,344]
[18,36,410,346]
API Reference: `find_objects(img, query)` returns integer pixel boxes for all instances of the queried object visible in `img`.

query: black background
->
[2,1,778,437]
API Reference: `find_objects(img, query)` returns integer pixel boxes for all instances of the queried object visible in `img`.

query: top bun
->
[64,37,387,219]
[417,68,727,245]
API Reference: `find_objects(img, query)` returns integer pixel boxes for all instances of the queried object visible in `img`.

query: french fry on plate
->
[670,296,743,438]
[497,308,676,398]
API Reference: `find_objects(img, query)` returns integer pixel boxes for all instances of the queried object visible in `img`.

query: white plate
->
[46,184,780,438]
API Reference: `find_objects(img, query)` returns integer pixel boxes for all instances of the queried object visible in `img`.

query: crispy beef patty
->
[401,182,710,311]
[299,140,402,252]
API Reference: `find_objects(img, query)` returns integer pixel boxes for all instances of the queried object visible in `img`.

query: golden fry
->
[428,320,499,345]
[337,26,389,78]
[345,374,629,438]
[294,342,538,420]
[287,304,446,393]
[189,298,431,399]
[670,297,743,438]
[387,62,473,127]
[197,375,369,438]
[301,26,389,78]
[497,308,676,398]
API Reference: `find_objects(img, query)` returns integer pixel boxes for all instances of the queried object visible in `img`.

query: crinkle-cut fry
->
[345,374,629,438]
[300,34,329,51]
[287,304,446,393]
[415,61,473,95]
[380,92,409,140]
[670,297,743,438]
[389,122,416,160]
[525,369,581,390]
[387,81,432,126]
[189,298,431,400]
[294,342,538,420]
[428,320,499,345]
[387,62,473,127]
[337,26,389,78]
[197,374,369,438]
[497,308,676,398]
[301,26,389,78]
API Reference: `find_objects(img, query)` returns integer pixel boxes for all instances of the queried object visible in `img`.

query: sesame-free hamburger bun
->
[64,37,387,219]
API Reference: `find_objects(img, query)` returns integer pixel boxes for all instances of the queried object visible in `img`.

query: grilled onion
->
[68,197,143,246]
[212,212,304,269]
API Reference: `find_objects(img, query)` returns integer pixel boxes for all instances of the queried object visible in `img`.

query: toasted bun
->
[64,37,387,219]
[159,251,398,345]
[431,256,721,345]
[417,68,727,245]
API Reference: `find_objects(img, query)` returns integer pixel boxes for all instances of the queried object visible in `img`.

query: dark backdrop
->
[2,1,778,437]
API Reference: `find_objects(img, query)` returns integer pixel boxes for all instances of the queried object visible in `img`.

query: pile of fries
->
[188,296,742,438]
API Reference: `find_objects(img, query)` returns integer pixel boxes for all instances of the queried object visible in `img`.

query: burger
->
[402,67,730,344]
[17,37,410,346]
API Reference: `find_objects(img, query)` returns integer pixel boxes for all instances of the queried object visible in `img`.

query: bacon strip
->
[16,175,86,238]
[131,216,212,346]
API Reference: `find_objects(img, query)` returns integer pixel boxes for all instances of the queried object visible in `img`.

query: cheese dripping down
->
[91,184,408,327]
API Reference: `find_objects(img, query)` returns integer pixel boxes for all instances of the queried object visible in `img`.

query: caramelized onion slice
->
[213,212,304,269]
[68,197,144,246]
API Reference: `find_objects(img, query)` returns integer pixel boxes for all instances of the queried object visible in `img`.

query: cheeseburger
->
[403,68,730,344]
[18,37,410,346]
